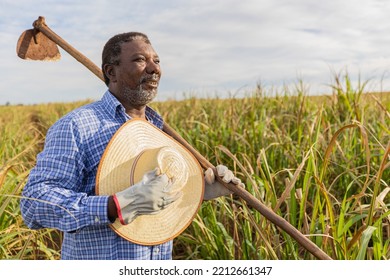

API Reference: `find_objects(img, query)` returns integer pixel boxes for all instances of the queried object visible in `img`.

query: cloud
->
[1,0,390,105]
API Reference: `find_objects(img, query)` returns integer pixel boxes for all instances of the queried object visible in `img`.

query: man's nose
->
[146,60,160,75]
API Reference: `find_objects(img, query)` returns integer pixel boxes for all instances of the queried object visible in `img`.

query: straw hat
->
[96,119,204,245]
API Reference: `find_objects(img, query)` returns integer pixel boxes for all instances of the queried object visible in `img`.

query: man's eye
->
[154,59,160,64]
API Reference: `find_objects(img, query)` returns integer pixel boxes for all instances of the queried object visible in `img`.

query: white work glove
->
[203,165,244,200]
[113,168,181,225]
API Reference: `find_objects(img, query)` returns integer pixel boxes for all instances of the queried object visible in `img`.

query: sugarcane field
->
[1,4,390,273]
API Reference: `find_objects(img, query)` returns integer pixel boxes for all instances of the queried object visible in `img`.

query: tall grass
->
[163,74,390,260]
[0,102,87,259]
[0,75,389,259]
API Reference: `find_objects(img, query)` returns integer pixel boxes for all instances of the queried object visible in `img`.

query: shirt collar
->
[101,90,123,119]
[101,90,163,129]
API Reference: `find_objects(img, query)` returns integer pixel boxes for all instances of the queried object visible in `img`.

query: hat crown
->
[131,146,189,190]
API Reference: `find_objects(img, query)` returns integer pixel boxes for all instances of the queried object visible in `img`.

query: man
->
[20,32,244,260]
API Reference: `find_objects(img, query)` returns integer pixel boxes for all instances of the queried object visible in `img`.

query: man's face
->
[114,38,161,107]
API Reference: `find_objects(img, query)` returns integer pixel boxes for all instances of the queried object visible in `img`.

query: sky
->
[1,0,390,105]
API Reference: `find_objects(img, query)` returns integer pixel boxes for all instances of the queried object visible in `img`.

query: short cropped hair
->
[101,32,151,86]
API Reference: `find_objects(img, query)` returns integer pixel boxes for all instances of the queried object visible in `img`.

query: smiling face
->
[104,37,161,108]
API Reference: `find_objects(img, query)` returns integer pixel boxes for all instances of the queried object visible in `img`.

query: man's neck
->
[126,106,147,119]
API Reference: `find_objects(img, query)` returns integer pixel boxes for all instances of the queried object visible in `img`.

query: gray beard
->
[122,84,157,107]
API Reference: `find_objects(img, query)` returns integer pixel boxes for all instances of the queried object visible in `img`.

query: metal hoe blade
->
[16,28,60,61]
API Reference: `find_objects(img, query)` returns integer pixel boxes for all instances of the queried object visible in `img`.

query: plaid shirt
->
[20,91,173,260]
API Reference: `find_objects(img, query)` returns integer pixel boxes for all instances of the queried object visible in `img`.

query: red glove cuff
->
[112,194,126,225]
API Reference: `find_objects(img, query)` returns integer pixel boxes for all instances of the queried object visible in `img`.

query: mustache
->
[140,73,159,83]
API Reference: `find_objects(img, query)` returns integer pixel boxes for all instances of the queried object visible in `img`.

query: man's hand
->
[110,168,182,225]
[203,165,244,200]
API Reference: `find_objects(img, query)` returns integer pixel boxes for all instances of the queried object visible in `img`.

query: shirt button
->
[154,247,160,254]
[95,216,100,223]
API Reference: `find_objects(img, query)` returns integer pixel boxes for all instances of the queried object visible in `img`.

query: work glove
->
[113,168,181,225]
[203,165,245,200]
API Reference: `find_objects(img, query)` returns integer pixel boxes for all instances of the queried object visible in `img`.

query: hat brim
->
[96,119,204,245]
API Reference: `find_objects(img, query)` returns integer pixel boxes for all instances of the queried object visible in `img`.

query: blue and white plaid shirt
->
[20,90,173,260]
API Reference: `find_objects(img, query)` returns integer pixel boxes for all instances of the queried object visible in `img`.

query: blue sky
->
[1,0,390,105]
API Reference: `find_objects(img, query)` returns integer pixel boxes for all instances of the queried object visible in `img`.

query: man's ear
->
[103,64,117,83]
